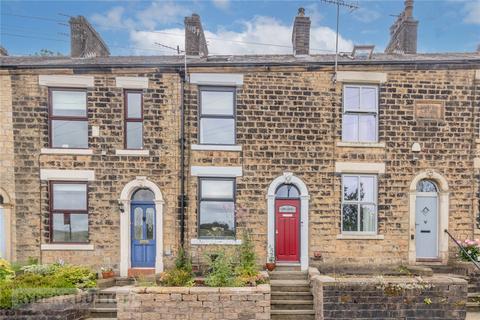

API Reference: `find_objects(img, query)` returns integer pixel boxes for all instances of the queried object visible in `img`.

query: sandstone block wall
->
[309,268,467,320]
[116,285,271,320]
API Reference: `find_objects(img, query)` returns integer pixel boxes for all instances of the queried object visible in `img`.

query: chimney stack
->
[69,16,110,58]
[385,0,418,54]
[184,14,208,57]
[0,46,8,56]
[292,8,311,56]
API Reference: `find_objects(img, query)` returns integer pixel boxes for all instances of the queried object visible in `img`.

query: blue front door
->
[131,203,156,268]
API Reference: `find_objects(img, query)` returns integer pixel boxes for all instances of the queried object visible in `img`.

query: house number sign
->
[279,206,296,213]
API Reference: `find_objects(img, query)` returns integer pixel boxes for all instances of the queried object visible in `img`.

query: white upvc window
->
[342,85,378,143]
[341,174,378,234]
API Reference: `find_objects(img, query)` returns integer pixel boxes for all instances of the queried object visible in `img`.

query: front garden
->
[0,258,96,309]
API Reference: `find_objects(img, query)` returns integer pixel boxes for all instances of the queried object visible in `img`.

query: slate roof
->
[1,52,479,69]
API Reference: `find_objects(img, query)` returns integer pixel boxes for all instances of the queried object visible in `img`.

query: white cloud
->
[212,0,229,10]
[91,6,134,30]
[352,8,381,23]
[136,1,190,30]
[463,1,480,24]
[129,15,353,55]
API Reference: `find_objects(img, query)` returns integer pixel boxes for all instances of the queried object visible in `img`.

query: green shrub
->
[0,259,14,281]
[21,263,59,276]
[235,230,257,277]
[460,239,480,262]
[159,248,194,287]
[205,251,237,287]
[52,265,96,289]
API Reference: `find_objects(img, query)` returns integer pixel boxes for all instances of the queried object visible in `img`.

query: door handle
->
[275,230,278,234]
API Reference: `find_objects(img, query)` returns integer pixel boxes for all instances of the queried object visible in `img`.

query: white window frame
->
[342,84,379,143]
[341,174,378,235]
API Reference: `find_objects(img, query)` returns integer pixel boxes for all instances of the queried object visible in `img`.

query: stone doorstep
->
[127,268,155,277]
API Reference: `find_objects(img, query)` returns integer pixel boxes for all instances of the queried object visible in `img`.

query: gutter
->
[179,68,186,247]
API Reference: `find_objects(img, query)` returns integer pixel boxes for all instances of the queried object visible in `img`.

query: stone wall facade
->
[116,285,270,320]
[1,59,480,272]
[0,292,93,320]
[309,268,467,320]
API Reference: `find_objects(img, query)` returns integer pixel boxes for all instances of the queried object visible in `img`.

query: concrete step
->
[271,299,313,310]
[274,265,302,272]
[84,318,117,320]
[93,302,117,309]
[466,312,480,320]
[95,298,117,304]
[269,271,308,280]
[271,291,313,301]
[467,302,480,312]
[468,292,480,301]
[89,307,117,318]
[271,280,310,292]
[271,309,315,320]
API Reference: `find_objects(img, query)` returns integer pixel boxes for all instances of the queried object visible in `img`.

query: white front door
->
[415,194,438,259]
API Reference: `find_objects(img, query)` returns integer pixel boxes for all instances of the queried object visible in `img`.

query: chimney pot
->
[292,8,311,56]
[0,46,8,56]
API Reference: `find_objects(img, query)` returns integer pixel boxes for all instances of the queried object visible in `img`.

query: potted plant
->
[265,245,276,271]
[101,267,115,279]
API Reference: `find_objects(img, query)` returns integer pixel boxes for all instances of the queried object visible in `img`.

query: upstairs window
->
[199,87,235,145]
[342,85,378,143]
[341,174,377,233]
[49,89,88,148]
[125,91,143,149]
[198,178,235,239]
[50,182,88,243]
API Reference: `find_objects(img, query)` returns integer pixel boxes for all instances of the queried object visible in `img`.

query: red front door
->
[275,199,300,262]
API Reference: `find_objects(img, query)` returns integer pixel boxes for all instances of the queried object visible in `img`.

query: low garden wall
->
[308,268,467,320]
[0,291,93,320]
[116,284,271,320]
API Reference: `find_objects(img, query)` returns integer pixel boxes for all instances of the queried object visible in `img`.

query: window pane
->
[342,204,358,232]
[360,205,376,232]
[359,176,375,202]
[276,184,300,198]
[53,184,87,210]
[201,91,234,115]
[52,120,88,148]
[344,87,360,111]
[52,213,88,243]
[126,122,143,149]
[360,87,377,111]
[342,114,358,142]
[134,207,143,240]
[52,91,86,117]
[416,180,437,192]
[199,201,235,238]
[132,188,154,201]
[127,93,142,118]
[146,208,154,240]
[200,118,235,144]
[343,176,358,201]
[358,115,376,142]
[201,180,234,199]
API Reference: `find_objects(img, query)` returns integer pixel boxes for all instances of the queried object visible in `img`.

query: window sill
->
[336,234,384,240]
[336,142,385,148]
[191,144,242,152]
[115,149,150,156]
[41,243,94,251]
[41,148,93,155]
[190,238,242,245]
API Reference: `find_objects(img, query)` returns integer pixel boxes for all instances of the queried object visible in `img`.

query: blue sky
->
[1,0,479,56]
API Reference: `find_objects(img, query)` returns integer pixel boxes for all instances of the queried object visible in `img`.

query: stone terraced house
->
[0,2,479,278]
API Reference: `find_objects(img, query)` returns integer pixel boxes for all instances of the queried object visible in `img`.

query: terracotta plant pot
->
[265,263,276,271]
[102,271,115,279]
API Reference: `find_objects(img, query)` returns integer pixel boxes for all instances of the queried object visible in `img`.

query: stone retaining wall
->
[309,268,467,320]
[116,284,270,320]
[0,291,93,320]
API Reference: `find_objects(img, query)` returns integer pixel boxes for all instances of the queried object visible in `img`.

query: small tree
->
[236,230,257,277]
